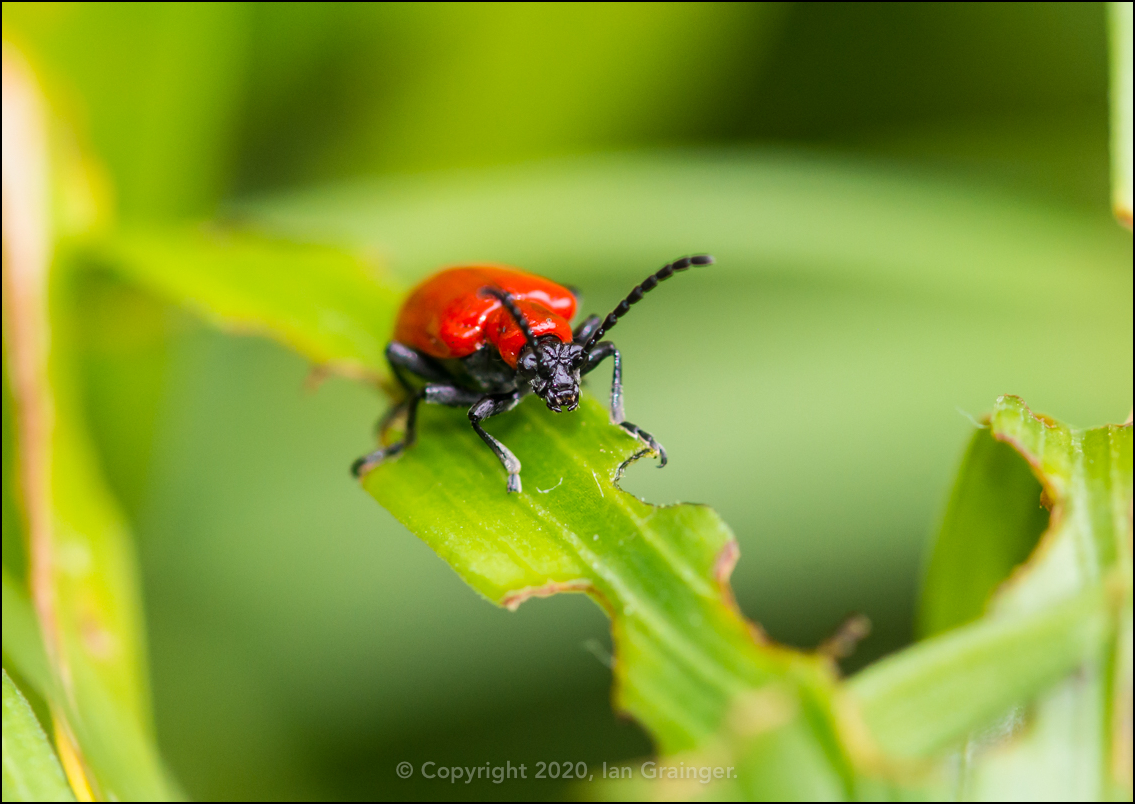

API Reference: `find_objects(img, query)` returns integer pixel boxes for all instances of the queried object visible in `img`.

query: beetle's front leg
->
[468,392,524,492]
[582,341,667,466]
[582,341,624,424]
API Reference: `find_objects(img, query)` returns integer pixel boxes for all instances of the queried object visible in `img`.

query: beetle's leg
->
[386,341,452,388]
[353,391,422,477]
[572,314,603,345]
[353,383,482,477]
[582,341,667,467]
[581,341,624,422]
[468,393,524,493]
[374,398,409,438]
[374,342,456,438]
[614,421,667,467]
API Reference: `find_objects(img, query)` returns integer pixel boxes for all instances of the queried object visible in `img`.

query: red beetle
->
[352,255,715,492]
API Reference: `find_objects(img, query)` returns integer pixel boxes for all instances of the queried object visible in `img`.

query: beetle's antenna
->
[482,286,540,354]
[583,255,714,350]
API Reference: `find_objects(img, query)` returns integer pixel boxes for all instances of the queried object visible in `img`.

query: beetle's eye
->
[519,352,537,372]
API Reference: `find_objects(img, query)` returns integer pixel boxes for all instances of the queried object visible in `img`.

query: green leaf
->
[3,46,177,800]
[2,669,75,803]
[88,227,401,381]
[850,580,1112,760]
[1112,601,1134,796]
[894,396,1133,796]
[920,396,1132,635]
[16,240,181,804]
[1111,1,1133,226]
[965,398,1132,799]
[986,396,1131,613]
[1,569,52,701]
[917,428,1049,638]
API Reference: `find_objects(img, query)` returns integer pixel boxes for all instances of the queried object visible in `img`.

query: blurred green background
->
[4,2,1132,801]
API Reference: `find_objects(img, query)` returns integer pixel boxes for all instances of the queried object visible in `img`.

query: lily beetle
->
[352,254,715,492]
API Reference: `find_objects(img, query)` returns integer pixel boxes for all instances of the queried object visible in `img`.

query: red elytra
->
[393,265,577,367]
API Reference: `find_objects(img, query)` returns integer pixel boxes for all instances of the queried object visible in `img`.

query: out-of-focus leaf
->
[1111,1,1133,226]
[984,396,1131,614]
[964,398,1132,800]
[3,44,176,800]
[917,430,1049,637]
[907,396,1132,798]
[2,325,29,585]
[2,669,75,803]
[2,3,249,220]
[1,570,51,699]
[1112,600,1134,795]
[68,274,178,517]
[39,348,178,801]
[850,580,1111,759]
[88,228,400,381]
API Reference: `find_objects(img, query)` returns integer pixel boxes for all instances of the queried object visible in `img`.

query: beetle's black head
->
[517,336,585,413]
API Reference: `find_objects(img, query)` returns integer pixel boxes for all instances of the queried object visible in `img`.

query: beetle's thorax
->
[517,336,585,412]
